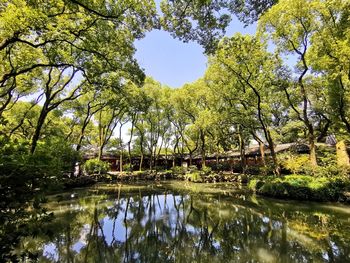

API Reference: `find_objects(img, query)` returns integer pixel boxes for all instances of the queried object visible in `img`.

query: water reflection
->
[19,182,350,262]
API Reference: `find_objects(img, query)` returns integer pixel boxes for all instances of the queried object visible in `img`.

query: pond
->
[17,181,350,262]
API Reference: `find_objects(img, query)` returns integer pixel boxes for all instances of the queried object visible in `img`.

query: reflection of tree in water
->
[18,185,350,262]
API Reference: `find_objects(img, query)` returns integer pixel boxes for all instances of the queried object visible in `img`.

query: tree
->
[207,34,287,173]
[259,0,321,166]
[160,0,278,53]
[0,0,157,116]
[29,67,84,153]
[308,0,350,166]
[94,90,128,160]
[67,89,106,153]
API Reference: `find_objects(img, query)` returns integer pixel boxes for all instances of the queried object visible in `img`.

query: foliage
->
[279,150,350,178]
[279,154,311,175]
[0,136,77,261]
[256,175,350,201]
[188,165,199,172]
[185,172,202,183]
[1,0,350,258]
[160,0,277,53]
[122,163,133,172]
[248,179,265,192]
[244,166,261,175]
[201,166,212,176]
[208,162,231,171]
[84,159,110,175]
[172,166,187,175]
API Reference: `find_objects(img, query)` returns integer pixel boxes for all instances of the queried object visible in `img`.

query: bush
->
[259,180,289,198]
[283,175,313,186]
[84,159,110,175]
[256,175,350,201]
[122,163,132,172]
[188,165,198,172]
[280,154,310,174]
[155,165,168,171]
[317,146,337,167]
[0,136,78,261]
[232,163,243,173]
[259,164,276,175]
[201,166,212,176]
[208,162,231,171]
[244,166,261,175]
[279,150,349,178]
[248,179,264,191]
[185,172,202,182]
[311,165,350,178]
[239,174,249,184]
[172,166,186,175]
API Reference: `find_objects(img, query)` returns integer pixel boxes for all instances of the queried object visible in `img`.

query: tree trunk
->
[128,116,136,165]
[200,130,206,168]
[76,104,94,152]
[238,132,246,173]
[309,134,317,167]
[30,108,48,154]
[266,130,280,175]
[269,142,280,175]
[120,153,123,173]
[165,148,168,169]
[139,153,143,171]
[259,141,266,167]
[98,145,104,161]
[76,120,90,153]
[149,152,153,171]
[336,140,349,167]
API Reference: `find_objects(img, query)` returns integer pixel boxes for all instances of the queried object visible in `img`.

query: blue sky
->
[135,17,256,88]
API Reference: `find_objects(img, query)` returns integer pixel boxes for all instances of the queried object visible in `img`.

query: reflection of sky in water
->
[43,224,91,255]
[101,216,128,244]
[43,243,58,261]
[100,194,187,245]
[72,241,84,253]
[25,183,350,262]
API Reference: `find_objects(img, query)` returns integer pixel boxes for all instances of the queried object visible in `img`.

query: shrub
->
[201,166,212,175]
[208,162,231,171]
[155,165,168,171]
[337,165,350,178]
[283,183,311,200]
[283,175,313,186]
[172,166,186,175]
[248,179,264,191]
[312,165,350,178]
[232,163,243,173]
[259,180,288,198]
[84,159,110,175]
[188,165,198,172]
[239,174,249,184]
[317,146,337,167]
[122,163,132,172]
[259,164,276,175]
[280,154,310,174]
[185,172,202,182]
[244,166,260,175]
[256,175,350,201]
[0,136,78,260]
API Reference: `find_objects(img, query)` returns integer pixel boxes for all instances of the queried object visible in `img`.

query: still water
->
[18,181,350,262]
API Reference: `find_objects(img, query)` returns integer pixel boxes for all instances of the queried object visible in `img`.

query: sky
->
[134,17,256,88]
